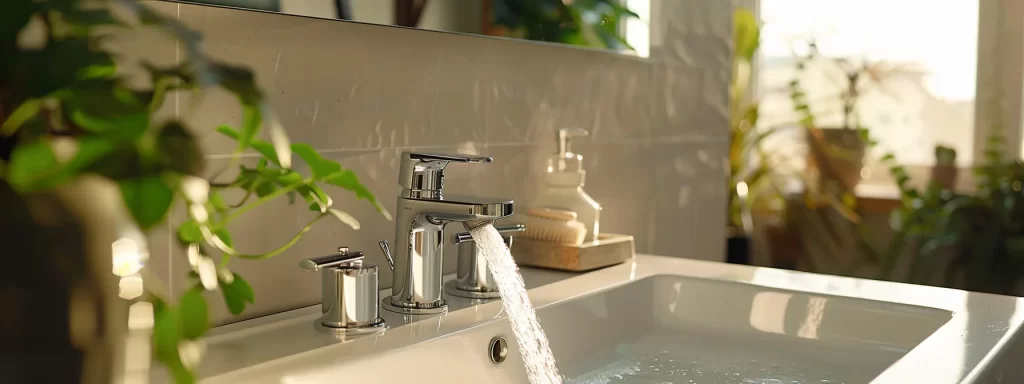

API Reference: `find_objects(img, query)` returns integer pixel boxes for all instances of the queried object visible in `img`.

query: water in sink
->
[470,224,563,384]
[568,331,853,384]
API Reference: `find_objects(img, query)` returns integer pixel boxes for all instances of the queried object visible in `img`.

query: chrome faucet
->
[445,224,524,299]
[299,246,389,335]
[378,152,514,315]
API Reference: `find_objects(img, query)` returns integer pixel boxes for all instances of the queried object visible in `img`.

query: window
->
[757,0,983,173]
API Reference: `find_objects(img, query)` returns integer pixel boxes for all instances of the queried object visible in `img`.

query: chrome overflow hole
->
[488,336,508,364]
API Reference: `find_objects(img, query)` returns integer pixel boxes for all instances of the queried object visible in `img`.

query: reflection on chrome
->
[749,291,792,335]
[797,297,827,339]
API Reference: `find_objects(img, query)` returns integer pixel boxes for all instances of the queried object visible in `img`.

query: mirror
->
[182,0,650,57]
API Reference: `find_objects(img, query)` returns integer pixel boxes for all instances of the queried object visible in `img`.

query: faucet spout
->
[462,219,495,232]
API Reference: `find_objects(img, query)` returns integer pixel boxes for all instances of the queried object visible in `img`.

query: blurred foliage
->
[492,0,638,51]
[880,133,1024,294]
[935,145,957,167]
[0,0,388,382]
[727,8,781,233]
[789,41,909,223]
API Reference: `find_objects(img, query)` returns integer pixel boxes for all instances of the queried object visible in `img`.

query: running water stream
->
[469,224,562,384]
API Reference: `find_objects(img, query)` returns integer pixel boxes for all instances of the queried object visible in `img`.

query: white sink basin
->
[199,255,1024,384]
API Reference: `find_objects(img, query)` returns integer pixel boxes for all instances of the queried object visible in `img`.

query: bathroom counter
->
[184,255,1024,383]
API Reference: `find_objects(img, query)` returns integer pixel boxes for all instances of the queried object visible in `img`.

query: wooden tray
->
[511,233,635,272]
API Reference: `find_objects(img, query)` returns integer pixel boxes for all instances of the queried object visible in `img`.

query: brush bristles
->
[522,210,587,245]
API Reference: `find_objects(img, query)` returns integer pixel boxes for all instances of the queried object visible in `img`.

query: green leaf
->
[77,61,118,80]
[152,305,195,384]
[152,305,182,362]
[120,177,174,230]
[210,191,229,212]
[291,143,337,178]
[66,81,149,140]
[178,220,202,244]
[324,169,390,219]
[0,99,42,137]
[297,184,331,212]
[211,61,262,105]
[216,125,279,164]
[179,288,209,340]
[220,272,254,315]
[238,104,262,156]
[275,170,303,185]
[7,141,58,191]
[255,181,277,198]
[733,8,760,62]
[157,121,204,175]
[215,125,240,140]
[856,128,870,141]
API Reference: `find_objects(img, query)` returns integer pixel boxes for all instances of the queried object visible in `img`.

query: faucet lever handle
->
[399,151,493,192]
[407,152,492,164]
[452,224,525,244]
[299,246,364,271]
[378,240,395,271]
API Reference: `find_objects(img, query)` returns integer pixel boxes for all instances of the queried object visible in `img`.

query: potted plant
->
[0,1,388,382]
[878,131,1024,295]
[871,144,954,283]
[726,8,787,264]
[790,43,908,195]
[727,9,816,268]
[932,145,958,190]
[911,135,1024,294]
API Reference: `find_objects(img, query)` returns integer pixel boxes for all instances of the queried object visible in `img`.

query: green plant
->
[492,0,638,51]
[912,134,1024,293]
[876,147,953,281]
[935,145,957,166]
[791,42,907,132]
[0,0,388,382]
[878,130,1024,293]
[727,7,777,232]
[788,42,908,222]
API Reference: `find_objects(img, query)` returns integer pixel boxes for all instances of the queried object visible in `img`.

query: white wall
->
[140,0,731,324]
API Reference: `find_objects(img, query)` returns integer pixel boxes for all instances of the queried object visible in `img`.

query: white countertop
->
[191,255,1024,383]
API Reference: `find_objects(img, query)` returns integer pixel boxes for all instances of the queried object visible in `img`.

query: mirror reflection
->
[184,0,650,57]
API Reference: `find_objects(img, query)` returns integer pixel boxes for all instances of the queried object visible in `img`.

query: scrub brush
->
[522,208,587,245]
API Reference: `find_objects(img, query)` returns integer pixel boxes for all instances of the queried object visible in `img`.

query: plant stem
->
[216,181,302,227]
[236,212,329,260]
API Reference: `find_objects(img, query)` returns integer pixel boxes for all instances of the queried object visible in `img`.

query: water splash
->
[469,224,562,384]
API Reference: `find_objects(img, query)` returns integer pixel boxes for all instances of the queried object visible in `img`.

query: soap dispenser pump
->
[535,128,601,241]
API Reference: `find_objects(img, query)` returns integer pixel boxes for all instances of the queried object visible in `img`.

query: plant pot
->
[1,177,140,383]
[765,224,803,270]
[807,128,866,194]
[930,165,958,190]
[726,226,751,265]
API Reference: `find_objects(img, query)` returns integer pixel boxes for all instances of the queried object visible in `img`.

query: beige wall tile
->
[142,0,731,325]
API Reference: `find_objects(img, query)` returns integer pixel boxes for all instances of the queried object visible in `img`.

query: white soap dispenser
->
[534,128,602,242]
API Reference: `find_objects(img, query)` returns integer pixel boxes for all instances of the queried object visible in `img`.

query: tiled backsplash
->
[138,1,731,324]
